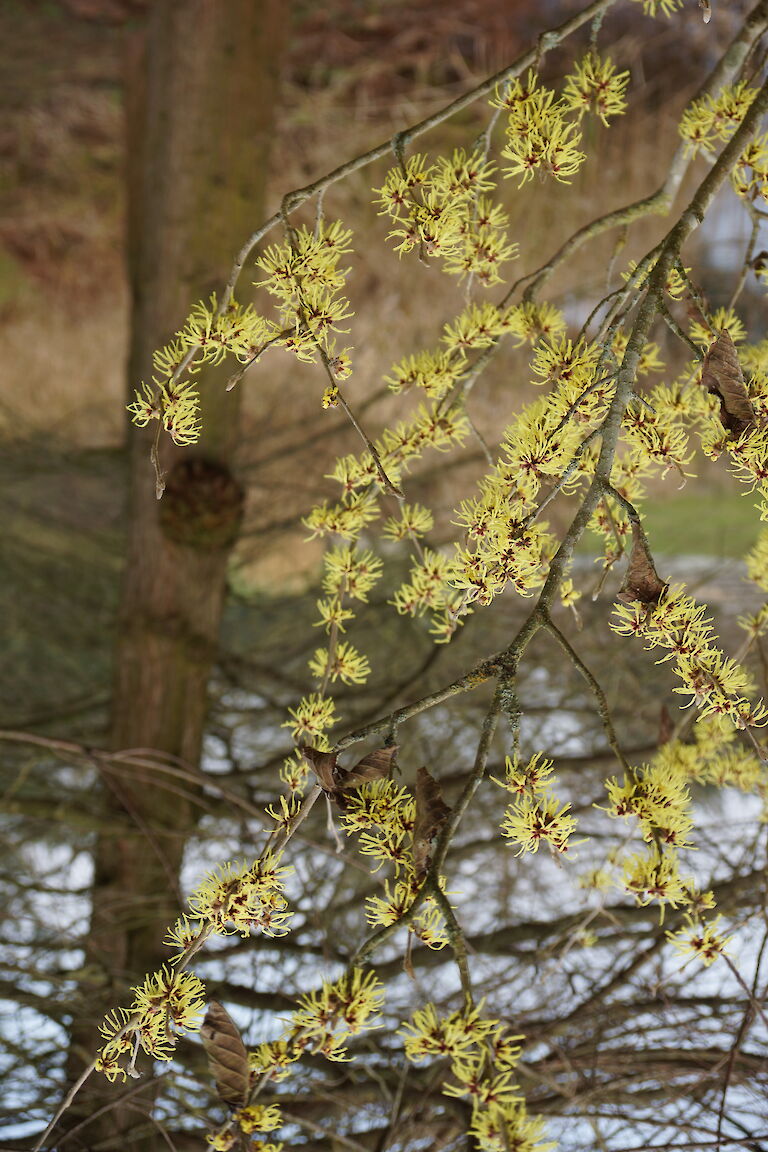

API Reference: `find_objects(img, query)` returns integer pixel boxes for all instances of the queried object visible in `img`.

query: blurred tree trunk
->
[64,1,286,1145]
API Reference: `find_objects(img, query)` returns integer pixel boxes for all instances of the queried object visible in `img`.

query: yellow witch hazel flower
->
[622,385,693,481]
[308,640,371,685]
[612,583,768,730]
[667,913,732,967]
[163,914,201,964]
[501,791,578,855]
[502,300,567,346]
[470,1101,555,1152]
[531,334,601,387]
[689,308,746,348]
[248,1039,300,1084]
[604,757,694,849]
[375,149,515,284]
[400,1003,549,1152]
[493,752,555,795]
[621,846,690,913]
[498,70,585,186]
[384,348,462,399]
[382,502,434,542]
[290,969,385,1059]
[279,750,311,794]
[562,52,629,126]
[96,967,207,1079]
[322,545,383,600]
[127,378,202,446]
[304,493,381,541]
[442,301,507,353]
[680,81,758,154]
[188,855,292,938]
[391,547,461,618]
[341,778,414,832]
[494,752,577,855]
[131,966,205,1045]
[633,0,683,17]
[234,1103,282,1134]
[400,1001,502,1065]
[365,877,450,948]
[283,692,337,743]
[731,131,768,203]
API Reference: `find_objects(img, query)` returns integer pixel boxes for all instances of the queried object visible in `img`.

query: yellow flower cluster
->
[282,691,337,745]
[612,583,768,729]
[689,308,746,349]
[255,219,354,368]
[344,780,449,947]
[129,219,356,444]
[315,545,382,632]
[341,779,414,869]
[632,0,684,16]
[680,81,759,155]
[667,913,732,967]
[562,52,630,126]
[381,502,434,542]
[621,845,692,912]
[96,967,205,1081]
[400,1003,550,1152]
[446,333,609,614]
[496,71,586,186]
[375,149,517,285]
[187,855,293,938]
[127,377,201,447]
[308,640,371,685]
[494,753,578,855]
[604,756,693,849]
[621,382,693,481]
[289,968,385,1060]
[731,131,768,203]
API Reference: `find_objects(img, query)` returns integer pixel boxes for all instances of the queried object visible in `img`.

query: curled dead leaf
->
[303,744,397,807]
[701,329,755,437]
[413,766,451,878]
[301,746,338,794]
[617,521,667,606]
[200,1000,250,1108]
[341,745,399,792]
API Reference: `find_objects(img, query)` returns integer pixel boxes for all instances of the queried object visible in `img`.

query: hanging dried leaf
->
[657,704,673,748]
[340,745,398,792]
[200,1001,250,1108]
[302,746,339,793]
[701,329,755,436]
[617,521,667,606]
[304,744,397,806]
[413,766,451,878]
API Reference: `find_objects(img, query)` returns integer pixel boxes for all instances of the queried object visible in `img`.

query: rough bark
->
[63,2,286,1146]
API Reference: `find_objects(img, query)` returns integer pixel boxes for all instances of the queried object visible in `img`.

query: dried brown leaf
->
[305,744,397,808]
[701,329,755,436]
[302,746,339,793]
[339,745,398,791]
[658,704,673,747]
[200,1000,250,1108]
[413,765,451,878]
[617,521,667,606]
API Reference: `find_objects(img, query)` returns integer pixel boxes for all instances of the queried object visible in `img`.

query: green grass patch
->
[582,487,760,558]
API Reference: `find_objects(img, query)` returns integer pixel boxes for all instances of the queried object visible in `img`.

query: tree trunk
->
[64,2,287,1146]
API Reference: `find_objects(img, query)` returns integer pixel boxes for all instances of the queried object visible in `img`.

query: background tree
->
[62,0,286,1145]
